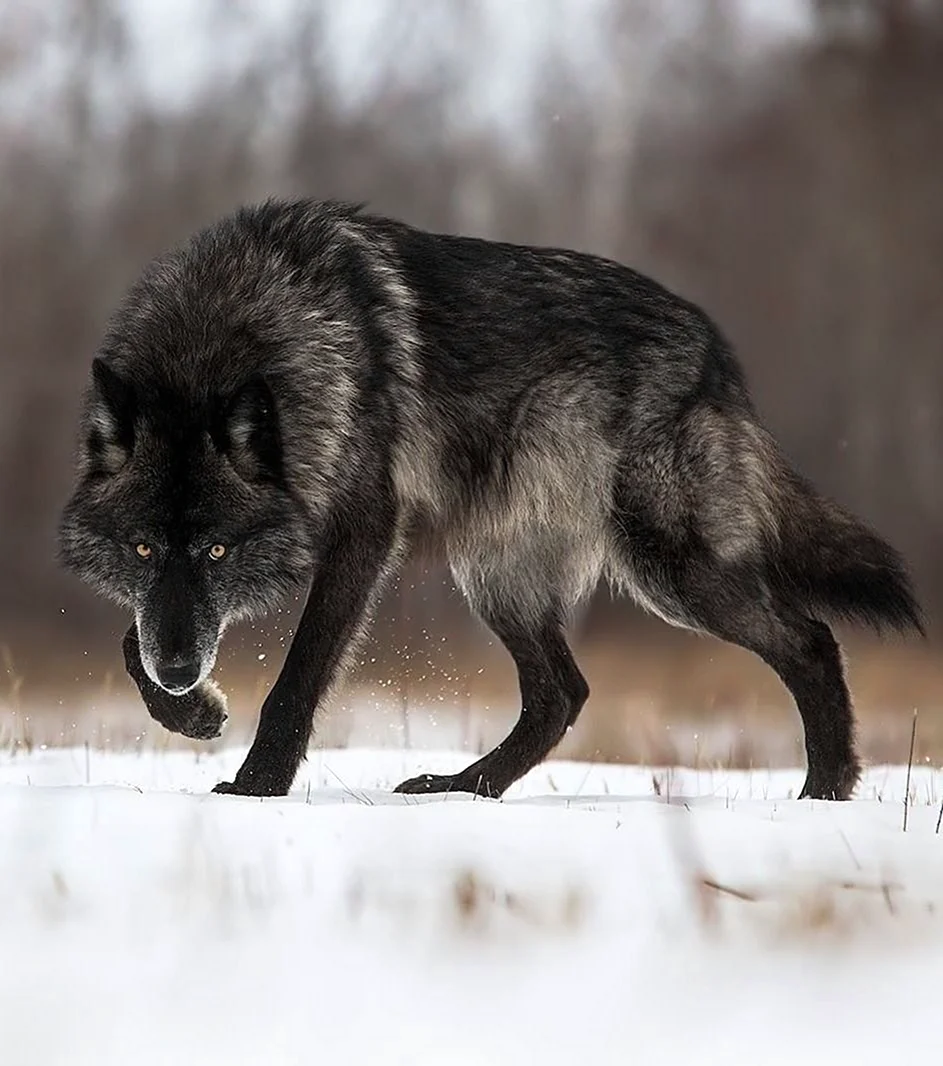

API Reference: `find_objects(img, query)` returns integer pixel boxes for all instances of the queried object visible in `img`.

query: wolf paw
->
[211,769,290,797]
[144,679,228,740]
[393,772,501,798]
[211,780,245,795]
[797,760,861,801]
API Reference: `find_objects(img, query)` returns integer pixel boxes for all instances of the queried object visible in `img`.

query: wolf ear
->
[220,376,284,482]
[88,357,137,473]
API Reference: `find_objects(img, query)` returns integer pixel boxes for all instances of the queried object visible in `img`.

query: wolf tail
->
[770,470,924,636]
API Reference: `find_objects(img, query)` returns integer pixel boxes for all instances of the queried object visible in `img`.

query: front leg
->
[122,626,228,740]
[213,488,400,797]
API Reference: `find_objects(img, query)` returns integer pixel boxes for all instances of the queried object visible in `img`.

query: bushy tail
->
[772,472,924,636]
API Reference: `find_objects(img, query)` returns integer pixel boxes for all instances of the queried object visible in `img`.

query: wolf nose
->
[157,661,201,693]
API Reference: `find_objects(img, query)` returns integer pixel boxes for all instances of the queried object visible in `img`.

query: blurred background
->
[1,0,941,769]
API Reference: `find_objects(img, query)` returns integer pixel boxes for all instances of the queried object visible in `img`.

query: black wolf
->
[58,198,922,800]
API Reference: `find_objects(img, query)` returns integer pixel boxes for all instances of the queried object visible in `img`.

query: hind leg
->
[701,594,860,798]
[758,615,860,799]
[394,605,589,798]
[615,520,860,799]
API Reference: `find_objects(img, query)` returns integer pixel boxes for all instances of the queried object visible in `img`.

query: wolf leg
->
[613,506,860,800]
[395,609,588,798]
[755,616,860,800]
[697,603,859,801]
[214,491,400,797]
[122,626,227,740]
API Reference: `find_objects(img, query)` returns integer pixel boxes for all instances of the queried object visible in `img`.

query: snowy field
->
[1,745,942,1066]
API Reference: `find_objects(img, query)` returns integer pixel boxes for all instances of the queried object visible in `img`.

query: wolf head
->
[58,356,313,694]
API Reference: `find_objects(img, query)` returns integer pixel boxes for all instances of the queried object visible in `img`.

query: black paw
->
[798,760,861,801]
[123,628,227,740]
[394,772,500,798]
[211,780,245,795]
[139,679,227,740]
[211,770,290,797]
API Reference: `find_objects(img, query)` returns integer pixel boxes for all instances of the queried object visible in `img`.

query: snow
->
[1,745,942,1066]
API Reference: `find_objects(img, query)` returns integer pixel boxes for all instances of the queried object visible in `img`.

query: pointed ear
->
[88,357,137,474]
[219,376,284,482]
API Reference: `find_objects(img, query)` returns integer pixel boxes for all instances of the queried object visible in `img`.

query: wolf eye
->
[134,543,152,560]
[208,543,227,561]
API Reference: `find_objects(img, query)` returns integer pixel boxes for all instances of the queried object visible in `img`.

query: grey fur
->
[58,198,923,801]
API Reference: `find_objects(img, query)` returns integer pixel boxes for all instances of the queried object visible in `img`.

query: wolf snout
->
[157,660,202,694]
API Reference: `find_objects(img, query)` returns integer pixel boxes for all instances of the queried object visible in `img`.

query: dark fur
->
[58,198,923,800]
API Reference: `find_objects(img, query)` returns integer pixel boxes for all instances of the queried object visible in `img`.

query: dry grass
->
[2,625,941,770]
[343,864,589,940]
[689,872,937,946]
[660,787,939,945]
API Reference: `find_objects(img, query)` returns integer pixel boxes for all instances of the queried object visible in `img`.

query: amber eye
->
[134,543,152,560]
[208,543,227,561]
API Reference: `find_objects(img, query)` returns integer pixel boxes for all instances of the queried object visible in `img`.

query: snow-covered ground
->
[1,745,941,1066]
